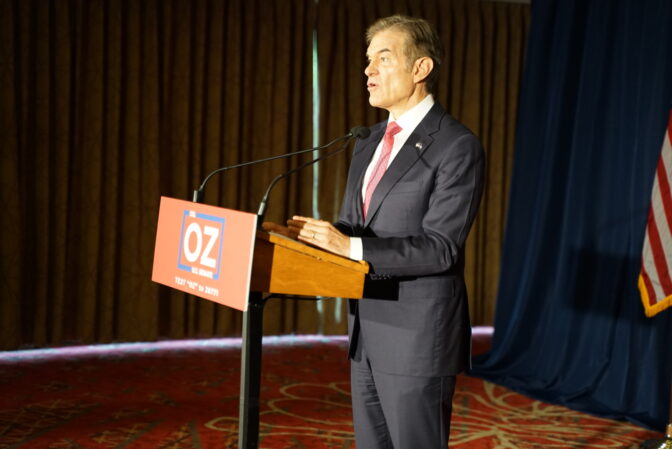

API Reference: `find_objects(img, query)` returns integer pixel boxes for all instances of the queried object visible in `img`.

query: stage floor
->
[0,329,660,448]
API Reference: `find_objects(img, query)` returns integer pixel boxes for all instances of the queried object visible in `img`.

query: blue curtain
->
[471,0,672,431]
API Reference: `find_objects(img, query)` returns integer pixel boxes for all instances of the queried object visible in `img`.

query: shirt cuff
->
[349,237,363,261]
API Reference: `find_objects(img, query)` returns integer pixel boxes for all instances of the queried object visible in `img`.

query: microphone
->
[350,126,371,139]
[192,127,369,203]
[256,126,370,226]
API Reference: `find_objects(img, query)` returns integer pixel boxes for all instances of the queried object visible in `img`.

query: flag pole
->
[640,377,672,449]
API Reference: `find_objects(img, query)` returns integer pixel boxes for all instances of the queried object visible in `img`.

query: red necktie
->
[363,121,402,219]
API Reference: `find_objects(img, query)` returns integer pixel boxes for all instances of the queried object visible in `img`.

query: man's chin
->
[368,97,382,108]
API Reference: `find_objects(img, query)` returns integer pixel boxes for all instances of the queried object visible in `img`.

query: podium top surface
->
[257,230,369,274]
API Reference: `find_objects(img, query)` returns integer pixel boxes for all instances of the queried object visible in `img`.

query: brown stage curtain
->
[0,0,317,350]
[316,0,530,326]
[0,0,528,350]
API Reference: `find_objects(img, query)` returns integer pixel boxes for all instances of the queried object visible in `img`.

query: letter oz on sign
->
[177,211,226,280]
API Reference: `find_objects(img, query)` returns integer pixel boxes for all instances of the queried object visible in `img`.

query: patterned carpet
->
[0,334,661,449]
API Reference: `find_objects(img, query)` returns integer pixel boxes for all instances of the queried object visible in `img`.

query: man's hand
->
[288,216,351,257]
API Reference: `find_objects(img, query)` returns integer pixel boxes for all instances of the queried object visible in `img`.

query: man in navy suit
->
[274,15,484,448]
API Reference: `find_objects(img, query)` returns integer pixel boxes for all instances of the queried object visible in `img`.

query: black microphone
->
[192,127,368,203]
[256,126,370,226]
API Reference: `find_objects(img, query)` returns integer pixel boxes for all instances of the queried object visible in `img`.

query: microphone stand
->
[193,126,369,204]
[256,137,355,227]
[192,133,351,203]
[236,127,368,449]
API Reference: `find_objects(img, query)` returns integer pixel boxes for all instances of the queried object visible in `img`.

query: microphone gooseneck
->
[256,126,370,226]
[192,129,365,203]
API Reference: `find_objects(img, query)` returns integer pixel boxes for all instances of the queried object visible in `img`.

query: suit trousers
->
[350,344,457,449]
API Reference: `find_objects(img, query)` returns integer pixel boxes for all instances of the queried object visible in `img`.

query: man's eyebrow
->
[366,48,392,59]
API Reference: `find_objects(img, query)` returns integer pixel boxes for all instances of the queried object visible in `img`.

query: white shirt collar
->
[388,94,435,135]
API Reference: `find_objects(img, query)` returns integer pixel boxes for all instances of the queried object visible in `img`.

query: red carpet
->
[0,331,660,448]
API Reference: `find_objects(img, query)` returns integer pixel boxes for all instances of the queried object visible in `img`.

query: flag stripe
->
[642,233,666,302]
[657,118,672,295]
[645,195,672,295]
[649,184,672,295]
[656,141,672,237]
[654,142,672,294]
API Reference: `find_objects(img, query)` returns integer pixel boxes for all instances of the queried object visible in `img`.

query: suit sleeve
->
[360,133,484,277]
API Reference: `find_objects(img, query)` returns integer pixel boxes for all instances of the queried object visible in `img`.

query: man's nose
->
[364,61,376,77]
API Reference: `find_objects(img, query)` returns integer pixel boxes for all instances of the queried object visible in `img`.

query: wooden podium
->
[152,197,368,448]
[240,231,368,449]
[251,230,368,298]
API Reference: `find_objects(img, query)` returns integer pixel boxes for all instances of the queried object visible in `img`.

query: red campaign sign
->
[152,197,257,311]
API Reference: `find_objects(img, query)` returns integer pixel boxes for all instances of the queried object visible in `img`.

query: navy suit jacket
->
[335,103,485,377]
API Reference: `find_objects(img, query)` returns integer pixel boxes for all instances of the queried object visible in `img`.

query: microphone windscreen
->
[350,126,371,139]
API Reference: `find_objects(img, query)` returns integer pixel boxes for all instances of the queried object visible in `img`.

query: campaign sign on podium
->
[152,196,257,311]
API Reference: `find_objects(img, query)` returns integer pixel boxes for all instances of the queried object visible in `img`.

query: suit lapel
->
[363,104,444,228]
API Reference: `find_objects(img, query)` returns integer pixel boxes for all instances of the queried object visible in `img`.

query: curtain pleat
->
[0,0,528,349]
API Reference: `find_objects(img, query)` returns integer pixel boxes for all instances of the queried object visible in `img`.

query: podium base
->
[641,438,672,449]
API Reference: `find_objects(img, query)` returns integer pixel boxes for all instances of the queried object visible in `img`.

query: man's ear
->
[413,56,434,84]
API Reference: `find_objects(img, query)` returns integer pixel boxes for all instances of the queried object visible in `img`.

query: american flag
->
[639,111,672,317]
